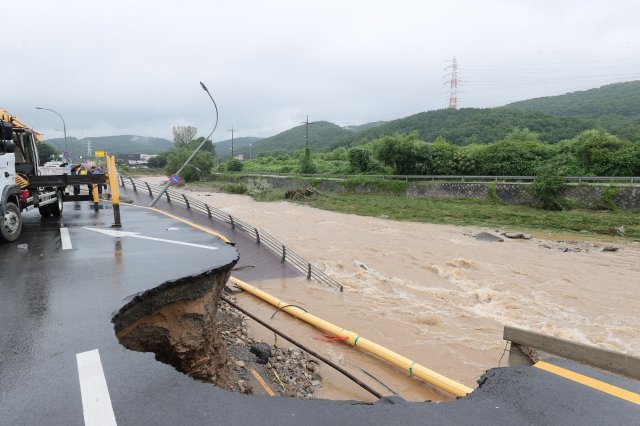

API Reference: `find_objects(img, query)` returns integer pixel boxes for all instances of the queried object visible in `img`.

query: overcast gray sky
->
[4,0,640,141]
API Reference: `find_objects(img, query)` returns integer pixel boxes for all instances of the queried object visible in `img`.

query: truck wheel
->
[50,190,64,217]
[39,204,52,216]
[1,202,22,242]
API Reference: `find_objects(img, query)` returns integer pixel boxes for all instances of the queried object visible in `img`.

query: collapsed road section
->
[1,200,640,424]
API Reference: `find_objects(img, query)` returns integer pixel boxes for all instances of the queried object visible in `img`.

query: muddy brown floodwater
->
[146,177,640,402]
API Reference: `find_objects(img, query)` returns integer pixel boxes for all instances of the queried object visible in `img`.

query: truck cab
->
[1,115,65,242]
[0,119,22,241]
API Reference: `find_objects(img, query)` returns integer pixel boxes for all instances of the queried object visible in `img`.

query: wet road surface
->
[0,200,638,425]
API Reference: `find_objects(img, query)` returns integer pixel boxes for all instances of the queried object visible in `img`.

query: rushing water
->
[148,178,640,401]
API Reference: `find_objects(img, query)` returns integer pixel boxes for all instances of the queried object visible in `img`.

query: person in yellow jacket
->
[78,166,90,194]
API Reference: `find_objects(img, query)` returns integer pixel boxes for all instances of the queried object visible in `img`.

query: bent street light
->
[149,82,219,207]
[35,107,67,152]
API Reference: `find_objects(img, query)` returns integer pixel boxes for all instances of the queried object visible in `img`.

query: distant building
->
[116,153,142,163]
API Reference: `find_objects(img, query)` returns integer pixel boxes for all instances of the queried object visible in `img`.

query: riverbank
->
[190,179,639,242]
[141,175,640,401]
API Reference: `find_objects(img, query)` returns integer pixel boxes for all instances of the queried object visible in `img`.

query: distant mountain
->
[235,121,351,157]
[343,121,387,132]
[507,81,640,117]
[214,136,261,160]
[45,135,173,157]
[328,108,611,148]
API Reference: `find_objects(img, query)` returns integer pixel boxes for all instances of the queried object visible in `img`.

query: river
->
[146,177,640,402]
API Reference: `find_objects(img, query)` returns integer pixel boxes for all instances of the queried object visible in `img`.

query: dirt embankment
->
[113,265,322,397]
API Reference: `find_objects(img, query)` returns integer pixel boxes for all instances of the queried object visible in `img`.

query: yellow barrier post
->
[229,276,474,398]
[106,155,121,227]
[91,182,100,212]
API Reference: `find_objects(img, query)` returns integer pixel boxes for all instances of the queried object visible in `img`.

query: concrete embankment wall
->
[234,176,640,210]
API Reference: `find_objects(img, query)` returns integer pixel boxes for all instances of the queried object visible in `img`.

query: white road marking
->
[60,227,73,250]
[82,227,218,251]
[76,349,117,426]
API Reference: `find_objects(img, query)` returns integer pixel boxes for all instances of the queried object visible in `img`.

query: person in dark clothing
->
[70,165,81,196]
[92,166,106,196]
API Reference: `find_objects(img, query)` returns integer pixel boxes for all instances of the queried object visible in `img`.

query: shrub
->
[348,147,374,173]
[299,147,317,174]
[223,183,247,194]
[531,173,568,210]
[165,148,213,182]
[246,178,272,196]
[487,182,499,203]
[227,158,244,172]
[598,186,620,210]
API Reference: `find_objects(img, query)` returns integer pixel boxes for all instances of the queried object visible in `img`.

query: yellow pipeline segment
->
[229,276,474,397]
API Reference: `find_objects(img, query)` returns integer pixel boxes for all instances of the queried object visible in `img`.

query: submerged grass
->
[307,192,640,241]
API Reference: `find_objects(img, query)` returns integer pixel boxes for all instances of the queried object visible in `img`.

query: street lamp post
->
[35,107,67,153]
[149,82,219,207]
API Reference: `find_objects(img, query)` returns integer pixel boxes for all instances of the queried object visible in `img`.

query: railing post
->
[165,190,171,203]
[281,245,286,262]
[229,215,235,230]
[129,177,137,192]
[182,194,190,209]
[145,182,153,197]
[255,228,260,244]
[205,204,212,217]
[307,263,312,280]
[119,175,125,187]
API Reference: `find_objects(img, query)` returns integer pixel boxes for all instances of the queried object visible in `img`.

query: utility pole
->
[228,127,235,158]
[301,115,310,149]
[445,57,460,109]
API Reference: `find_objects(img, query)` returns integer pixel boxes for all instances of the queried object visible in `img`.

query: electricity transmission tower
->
[445,57,460,109]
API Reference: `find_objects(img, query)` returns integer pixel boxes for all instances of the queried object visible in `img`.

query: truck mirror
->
[0,121,14,154]
[1,140,16,153]
[0,121,12,141]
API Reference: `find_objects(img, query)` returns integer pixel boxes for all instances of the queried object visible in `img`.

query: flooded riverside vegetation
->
[147,177,640,401]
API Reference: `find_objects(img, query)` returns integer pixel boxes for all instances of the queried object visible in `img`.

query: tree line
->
[348,128,640,177]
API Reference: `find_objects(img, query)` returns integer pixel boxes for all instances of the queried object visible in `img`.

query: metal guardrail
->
[220,171,639,184]
[120,176,343,291]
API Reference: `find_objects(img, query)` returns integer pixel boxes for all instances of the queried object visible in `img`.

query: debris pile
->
[217,292,322,399]
[285,187,321,201]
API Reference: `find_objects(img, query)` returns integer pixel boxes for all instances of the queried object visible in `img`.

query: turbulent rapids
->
[145,177,640,401]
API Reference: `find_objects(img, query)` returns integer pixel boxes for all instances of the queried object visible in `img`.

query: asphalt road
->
[1,200,638,425]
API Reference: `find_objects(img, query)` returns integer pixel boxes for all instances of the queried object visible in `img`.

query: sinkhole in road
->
[111,268,325,399]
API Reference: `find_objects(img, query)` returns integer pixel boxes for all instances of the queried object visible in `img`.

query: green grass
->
[308,193,640,241]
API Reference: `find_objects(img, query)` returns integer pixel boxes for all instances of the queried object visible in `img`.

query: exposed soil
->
[114,274,322,398]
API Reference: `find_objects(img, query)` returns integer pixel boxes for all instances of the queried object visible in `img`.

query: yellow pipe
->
[229,276,474,397]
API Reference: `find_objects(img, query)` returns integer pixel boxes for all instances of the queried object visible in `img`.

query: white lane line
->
[60,227,73,250]
[82,227,219,251]
[76,349,117,426]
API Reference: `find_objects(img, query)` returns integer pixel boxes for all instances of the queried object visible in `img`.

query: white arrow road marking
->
[60,227,73,250]
[76,349,117,426]
[82,227,219,251]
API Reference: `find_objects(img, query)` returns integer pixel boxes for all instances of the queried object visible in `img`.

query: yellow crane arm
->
[0,108,44,141]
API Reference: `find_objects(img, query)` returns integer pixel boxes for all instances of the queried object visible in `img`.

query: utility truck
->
[0,108,105,242]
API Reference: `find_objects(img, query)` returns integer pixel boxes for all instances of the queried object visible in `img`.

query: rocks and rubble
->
[216,291,322,399]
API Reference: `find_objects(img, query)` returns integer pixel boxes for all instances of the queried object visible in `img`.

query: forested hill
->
[506,81,640,117]
[236,121,350,157]
[214,136,261,159]
[329,108,610,149]
[45,135,173,155]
